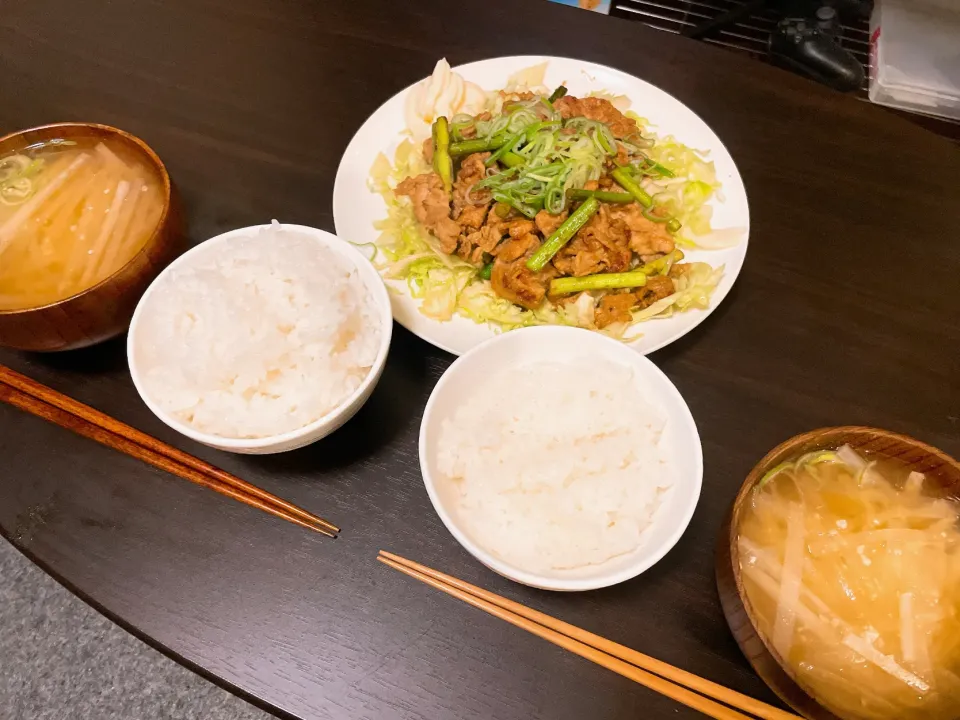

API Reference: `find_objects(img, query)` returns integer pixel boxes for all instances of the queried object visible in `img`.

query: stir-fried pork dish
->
[395,88,692,329]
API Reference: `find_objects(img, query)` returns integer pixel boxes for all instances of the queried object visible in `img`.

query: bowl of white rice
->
[128,222,392,454]
[419,325,702,591]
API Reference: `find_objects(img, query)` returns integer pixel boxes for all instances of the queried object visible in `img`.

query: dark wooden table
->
[2,1,958,718]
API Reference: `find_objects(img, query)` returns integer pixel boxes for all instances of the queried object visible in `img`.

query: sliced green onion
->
[550,270,649,295]
[757,453,838,489]
[548,86,568,103]
[757,461,795,488]
[22,159,44,178]
[485,115,511,138]
[493,191,538,220]
[595,126,616,155]
[450,120,474,142]
[642,207,671,224]
[649,160,674,177]
[796,451,839,467]
[564,117,614,158]
[622,133,654,151]
[630,157,675,178]
[500,151,526,168]
[518,133,557,163]
[479,263,493,280]
[524,120,561,139]
[0,154,43,206]
[518,193,545,211]
[526,165,567,182]
[0,178,33,200]
[539,97,557,116]
[526,196,599,272]
[544,183,565,215]
[612,168,682,232]
[507,109,539,133]
[0,155,32,183]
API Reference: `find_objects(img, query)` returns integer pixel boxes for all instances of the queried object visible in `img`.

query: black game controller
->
[685,0,871,92]
[770,16,865,92]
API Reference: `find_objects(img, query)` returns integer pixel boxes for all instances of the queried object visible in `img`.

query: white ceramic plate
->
[419,326,703,591]
[334,55,749,356]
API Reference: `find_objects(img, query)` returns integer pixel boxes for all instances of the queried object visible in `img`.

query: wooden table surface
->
[2,1,958,718]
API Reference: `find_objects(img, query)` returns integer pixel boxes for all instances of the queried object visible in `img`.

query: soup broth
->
[0,137,163,310]
[739,446,960,720]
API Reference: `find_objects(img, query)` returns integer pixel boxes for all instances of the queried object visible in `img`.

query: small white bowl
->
[419,325,703,591]
[127,223,392,455]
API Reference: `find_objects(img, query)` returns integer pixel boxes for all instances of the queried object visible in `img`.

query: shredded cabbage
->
[632,263,723,324]
[624,111,721,248]
[367,94,726,340]
[686,226,746,250]
[505,62,549,93]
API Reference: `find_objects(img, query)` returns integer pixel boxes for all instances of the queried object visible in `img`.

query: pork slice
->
[595,293,638,329]
[494,232,540,264]
[607,204,675,258]
[452,152,491,215]
[491,260,548,310]
[535,209,567,237]
[553,96,638,138]
[457,203,489,231]
[635,275,675,310]
[395,172,459,253]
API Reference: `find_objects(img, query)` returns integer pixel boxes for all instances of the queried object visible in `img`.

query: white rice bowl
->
[420,325,703,591]
[130,223,387,444]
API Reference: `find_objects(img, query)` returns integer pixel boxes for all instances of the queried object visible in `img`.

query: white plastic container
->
[869,0,960,121]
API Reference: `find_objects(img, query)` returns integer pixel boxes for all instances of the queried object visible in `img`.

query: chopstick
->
[0,365,338,537]
[378,551,800,720]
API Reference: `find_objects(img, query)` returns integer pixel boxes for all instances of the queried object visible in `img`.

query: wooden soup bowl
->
[0,122,183,351]
[716,426,960,720]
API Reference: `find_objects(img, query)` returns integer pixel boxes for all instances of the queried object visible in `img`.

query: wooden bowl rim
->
[726,425,960,714]
[0,121,173,316]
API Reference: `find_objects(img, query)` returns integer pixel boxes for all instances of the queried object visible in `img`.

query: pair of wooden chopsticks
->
[0,365,338,537]
[378,551,800,720]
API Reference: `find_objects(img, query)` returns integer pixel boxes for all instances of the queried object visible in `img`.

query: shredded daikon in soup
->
[739,446,960,720]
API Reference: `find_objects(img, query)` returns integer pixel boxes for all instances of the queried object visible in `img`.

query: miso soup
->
[0,137,164,310]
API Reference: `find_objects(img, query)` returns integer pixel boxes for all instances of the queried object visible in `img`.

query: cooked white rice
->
[436,359,673,575]
[135,225,381,438]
